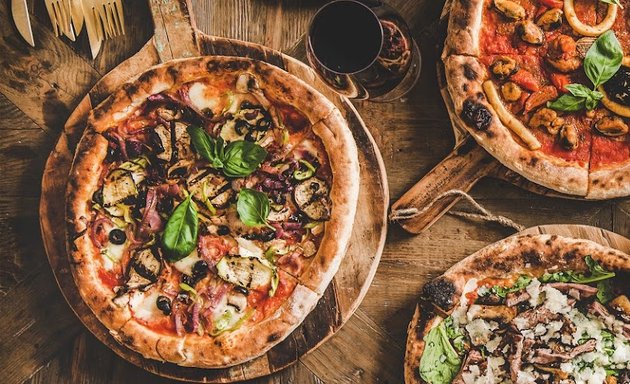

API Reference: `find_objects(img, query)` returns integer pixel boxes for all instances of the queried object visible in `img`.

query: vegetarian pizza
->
[65,57,359,367]
[443,0,630,198]
[405,234,630,384]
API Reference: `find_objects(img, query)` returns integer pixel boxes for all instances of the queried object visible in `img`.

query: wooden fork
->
[44,0,76,41]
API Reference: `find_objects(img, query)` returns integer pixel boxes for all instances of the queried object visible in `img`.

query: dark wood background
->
[1,0,628,383]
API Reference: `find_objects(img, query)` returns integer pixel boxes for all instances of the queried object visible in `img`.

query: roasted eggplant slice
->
[173,122,193,160]
[268,206,292,222]
[187,169,234,209]
[602,66,630,107]
[125,248,161,290]
[102,169,137,207]
[216,256,273,290]
[153,124,172,161]
[293,178,331,221]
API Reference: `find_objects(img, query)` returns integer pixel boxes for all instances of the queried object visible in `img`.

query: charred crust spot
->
[550,235,558,241]
[206,61,219,72]
[492,261,510,271]
[463,84,469,92]
[166,66,180,79]
[563,249,579,262]
[529,156,539,166]
[122,83,139,98]
[593,179,600,185]
[118,333,134,345]
[461,98,493,131]
[422,277,456,311]
[463,64,477,80]
[522,250,542,266]
[138,69,156,84]
[93,97,115,119]
[267,332,281,343]
[214,340,222,347]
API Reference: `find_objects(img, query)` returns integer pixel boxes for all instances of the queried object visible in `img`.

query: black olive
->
[244,130,258,142]
[217,225,230,235]
[192,260,209,281]
[176,292,191,304]
[105,145,120,163]
[202,108,214,118]
[240,101,257,109]
[271,193,286,205]
[260,230,276,242]
[157,197,174,214]
[234,286,249,295]
[109,229,127,245]
[92,189,104,205]
[235,119,252,135]
[289,212,308,223]
[256,115,272,131]
[602,67,630,107]
[181,274,194,286]
[461,98,493,131]
[156,295,172,315]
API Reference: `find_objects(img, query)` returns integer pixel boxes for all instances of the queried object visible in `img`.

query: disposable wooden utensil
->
[50,0,76,41]
[80,0,103,59]
[70,0,84,35]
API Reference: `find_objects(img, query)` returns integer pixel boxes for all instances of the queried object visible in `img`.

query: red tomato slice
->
[510,69,540,92]
[550,73,571,93]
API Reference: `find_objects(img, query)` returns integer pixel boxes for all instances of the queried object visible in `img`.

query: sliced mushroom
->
[501,82,523,102]
[517,20,545,45]
[267,206,292,223]
[125,248,161,290]
[594,116,629,136]
[227,292,248,313]
[536,8,563,31]
[156,106,182,121]
[153,124,173,162]
[102,169,137,207]
[529,108,565,135]
[490,56,519,81]
[493,0,526,20]
[559,124,579,150]
[468,304,517,323]
[301,240,317,258]
[216,256,273,290]
[293,178,331,221]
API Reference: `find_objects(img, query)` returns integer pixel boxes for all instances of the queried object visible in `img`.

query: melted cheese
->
[101,240,126,271]
[236,237,264,259]
[172,249,202,275]
[129,289,163,322]
[188,82,221,112]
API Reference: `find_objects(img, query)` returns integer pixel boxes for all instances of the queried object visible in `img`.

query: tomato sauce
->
[247,271,297,323]
[591,135,630,170]
[533,115,591,164]
[98,269,121,290]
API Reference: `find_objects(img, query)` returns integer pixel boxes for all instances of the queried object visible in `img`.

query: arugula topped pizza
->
[65,57,359,367]
[405,234,630,384]
[443,0,630,198]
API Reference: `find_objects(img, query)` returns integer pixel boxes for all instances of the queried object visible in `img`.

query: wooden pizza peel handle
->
[149,0,200,62]
[390,136,500,234]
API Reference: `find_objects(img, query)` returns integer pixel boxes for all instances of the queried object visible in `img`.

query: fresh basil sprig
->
[162,194,199,261]
[188,126,267,177]
[236,188,272,228]
[540,255,615,284]
[548,31,622,112]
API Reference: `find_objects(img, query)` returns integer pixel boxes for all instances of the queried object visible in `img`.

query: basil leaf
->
[565,84,593,98]
[223,141,267,178]
[547,94,586,112]
[162,195,199,261]
[237,188,270,227]
[541,256,615,284]
[419,319,462,384]
[596,280,614,304]
[584,30,623,88]
[188,126,224,169]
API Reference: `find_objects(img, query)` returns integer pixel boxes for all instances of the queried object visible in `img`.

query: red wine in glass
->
[307,0,421,101]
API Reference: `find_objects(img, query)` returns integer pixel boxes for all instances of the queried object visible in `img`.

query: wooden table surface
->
[1,1,629,383]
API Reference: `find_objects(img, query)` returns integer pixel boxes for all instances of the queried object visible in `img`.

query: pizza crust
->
[404,234,630,383]
[443,55,589,196]
[66,56,359,367]
[442,0,485,58]
[588,161,630,199]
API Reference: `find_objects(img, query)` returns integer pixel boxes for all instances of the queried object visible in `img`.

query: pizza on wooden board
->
[65,56,359,367]
[443,0,630,198]
[404,234,630,384]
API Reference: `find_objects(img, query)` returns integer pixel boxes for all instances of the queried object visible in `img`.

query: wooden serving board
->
[391,0,600,235]
[38,0,388,382]
[404,224,630,383]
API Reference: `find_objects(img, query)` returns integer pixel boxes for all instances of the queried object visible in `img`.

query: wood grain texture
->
[0,0,628,383]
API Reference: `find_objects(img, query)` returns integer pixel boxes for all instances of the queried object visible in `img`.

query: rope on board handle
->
[389,189,525,232]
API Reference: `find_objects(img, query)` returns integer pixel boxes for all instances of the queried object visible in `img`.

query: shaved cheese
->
[612,337,630,364]
[564,0,617,37]
[526,278,542,307]
[486,335,502,353]
[452,278,478,325]
[542,285,571,314]
[573,366,606,384]
[465,319,498,346]
[172,249,202,275]
[516,370,537,384]
[482,81,542,150]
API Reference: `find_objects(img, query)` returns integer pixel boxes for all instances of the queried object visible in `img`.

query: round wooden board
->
[38,1,388,381]
[402,224,630,384]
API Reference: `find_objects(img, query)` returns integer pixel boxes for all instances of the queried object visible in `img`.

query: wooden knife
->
[11,0,35,47]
